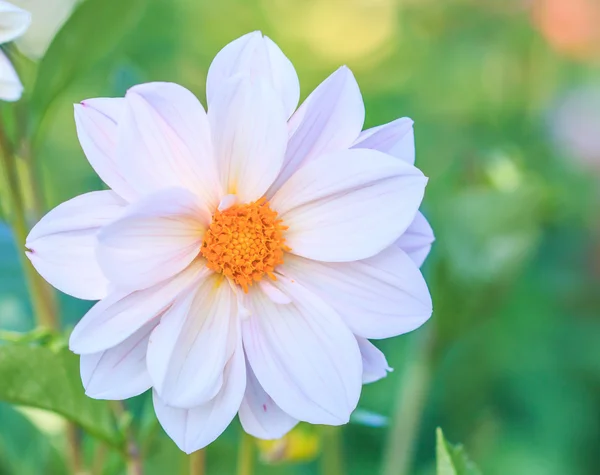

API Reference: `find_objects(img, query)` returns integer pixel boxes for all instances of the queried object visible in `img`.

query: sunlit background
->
[1,0,600,474]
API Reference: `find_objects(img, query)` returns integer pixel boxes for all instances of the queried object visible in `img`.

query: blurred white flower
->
[26,31,434,453]
[550,86,600,170]
[10,0,77,59]
[0,0,30,101]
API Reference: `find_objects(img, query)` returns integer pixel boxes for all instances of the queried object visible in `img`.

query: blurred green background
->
[1,0,600,474]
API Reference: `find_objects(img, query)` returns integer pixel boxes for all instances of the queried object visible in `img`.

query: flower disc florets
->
[201,198,289,292]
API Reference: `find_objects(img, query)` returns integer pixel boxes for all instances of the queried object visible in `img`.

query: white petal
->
[352,117,415,165]
[80,319,157,400]
[243,275,362,425]
[147,274,236,408]
[208,75,287,203]
[352,122,432,266]
[69,261,208,355]
[0,50,22,101]
[12,0,76,59]
[153,338,246,454]
[79,97,123,122]
[97,187,209,291]
[206,31,299,119]
[0,1,30,44]
[74,99,138,201]
[117,82,221,207]
[271,148,427,262]
[267,66,364,195]
[280,246,432,340]
[218,194,237,211]
[357,337,391,384]
[258,280,291,305]
[239,358,298,439]
[395,211,434,267]
[25,191,126,300]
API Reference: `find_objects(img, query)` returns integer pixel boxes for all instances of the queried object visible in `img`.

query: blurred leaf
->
[441,186,542,283]
[0,327,53,344]
[0,403,66,475]
[436,428,481,475]
[30,0,146,127]
[0,340,122,447]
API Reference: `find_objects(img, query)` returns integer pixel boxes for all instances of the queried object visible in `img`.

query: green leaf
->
[0,340,122,447]
[436,428,482,475]
[29,0,146,125]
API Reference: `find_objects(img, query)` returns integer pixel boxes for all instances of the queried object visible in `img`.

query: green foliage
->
[0,403,66,475]
[436,428,481,475]
[440,184,543,283]
[0,336,122,447]
[29,0,146,127]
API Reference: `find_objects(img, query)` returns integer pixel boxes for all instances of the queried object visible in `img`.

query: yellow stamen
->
[200,198,289,292]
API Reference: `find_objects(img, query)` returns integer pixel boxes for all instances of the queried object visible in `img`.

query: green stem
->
[19,132,45,220]
[16,100,45,220]
[0,119,57,329]
[66,424,84,475]
[320,426,344,475]
[0,112,73,475]
[237,431,254,475]
[111,401,143,475]
[381,328,433,475]
[91,442,108,475]
[189,449,205,475]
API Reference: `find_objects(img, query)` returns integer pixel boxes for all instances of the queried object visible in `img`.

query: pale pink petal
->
[267,66,364,195]
[351,120,432,265]
[117,82,220,207]
[280,247,432,340]
[258,280,291,305]
[239,358,298,439]
[206,31,299,119]
[80,320,157,400]
[97,187,209,291]
[0,1,30,43]
[69,261,208,355]
[74,98,138,201]
[357,337,391,384]
[270,148,427,262]
[153,338,246,454]
[395,211,434,267]
[79,96,122,119]
[147,275,237,408]
[208,75,287,203]
[25,191,126,300]
[352,117,415,164]
[0,50,22,101]
[243,275,362,425]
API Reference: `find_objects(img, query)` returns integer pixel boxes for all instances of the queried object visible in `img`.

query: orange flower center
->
[200,199,289,292]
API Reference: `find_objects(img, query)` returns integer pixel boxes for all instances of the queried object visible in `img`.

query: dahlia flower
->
[0,0,30,101]
[26,31,434,453]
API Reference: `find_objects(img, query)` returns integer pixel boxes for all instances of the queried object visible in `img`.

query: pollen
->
[200,198,290,292]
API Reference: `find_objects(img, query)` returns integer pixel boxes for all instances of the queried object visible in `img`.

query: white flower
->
[0,0,30,101]
[10,0,77,59]
[26,32,434,453]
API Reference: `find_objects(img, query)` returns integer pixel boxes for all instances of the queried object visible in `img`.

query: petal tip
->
[84,388,100,399]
